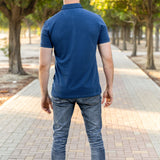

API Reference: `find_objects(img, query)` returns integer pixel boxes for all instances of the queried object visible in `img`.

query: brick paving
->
[0,45,160,160]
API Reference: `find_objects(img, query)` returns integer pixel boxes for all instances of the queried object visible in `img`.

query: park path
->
[0,45,160,160]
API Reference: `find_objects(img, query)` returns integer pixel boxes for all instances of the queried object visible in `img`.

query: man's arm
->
[39,47,53,114]
[98,42,114,107]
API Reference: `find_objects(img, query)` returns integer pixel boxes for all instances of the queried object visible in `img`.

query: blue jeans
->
[51,94,105,160]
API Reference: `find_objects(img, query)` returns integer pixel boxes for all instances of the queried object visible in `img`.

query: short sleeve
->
[40,21,53,48]
[97,18,110,44]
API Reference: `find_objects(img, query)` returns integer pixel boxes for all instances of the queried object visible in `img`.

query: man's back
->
[41,3,110,98]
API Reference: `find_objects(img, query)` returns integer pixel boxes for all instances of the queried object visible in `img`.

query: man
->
[39,0,114,159]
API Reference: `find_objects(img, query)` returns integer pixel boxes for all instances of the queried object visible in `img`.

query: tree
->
[91,0,160,69]
[23,15,35,44]
[125,0,160,68]
[0,0,37,74]
[140,0,160,69]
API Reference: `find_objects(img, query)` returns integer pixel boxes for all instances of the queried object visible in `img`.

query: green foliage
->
[32,0,63,27]
[90,0,130,27]
[90,0,160,27]
[22,14,35,28]
[0,45,9,57]
[0,12,8,28]
[81,0,93,11]
[0,0,35,9]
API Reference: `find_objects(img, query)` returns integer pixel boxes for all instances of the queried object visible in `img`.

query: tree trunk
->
[126,26,130,42]
[120,26,123,40]
[8,19,27,75]
[145,26,147,47]
[116,27,119,46]
[131,22,137,57]
[112,27,116,45]
[123,25,127,50]
[155,25,159,52]
[137,25,141,45]
[29,25,32,44]
[146,18,156,69]
[140,26,143,40]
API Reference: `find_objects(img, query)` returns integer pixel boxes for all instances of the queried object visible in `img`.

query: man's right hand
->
[101,88,113,107]
[41,95,53,114]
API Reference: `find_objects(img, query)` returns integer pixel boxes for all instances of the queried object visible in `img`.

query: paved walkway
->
[123,50,160,56]
[0,45,160,160]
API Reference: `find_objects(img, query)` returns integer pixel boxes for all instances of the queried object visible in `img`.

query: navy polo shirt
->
[40,3,110,98]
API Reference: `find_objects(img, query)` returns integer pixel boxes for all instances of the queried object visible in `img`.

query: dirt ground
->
[129,55,160,87]
[0,63,39,106]
[118,39,160,87]
[118,39,147,52]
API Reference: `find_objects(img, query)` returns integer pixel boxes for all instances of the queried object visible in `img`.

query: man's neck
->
[63,0,80,5]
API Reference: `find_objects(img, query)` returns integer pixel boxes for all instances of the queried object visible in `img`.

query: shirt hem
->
[51,91,102,99]
[98,39,110,44]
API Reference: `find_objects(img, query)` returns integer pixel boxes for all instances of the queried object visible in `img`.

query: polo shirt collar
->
[62,3,82,10]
